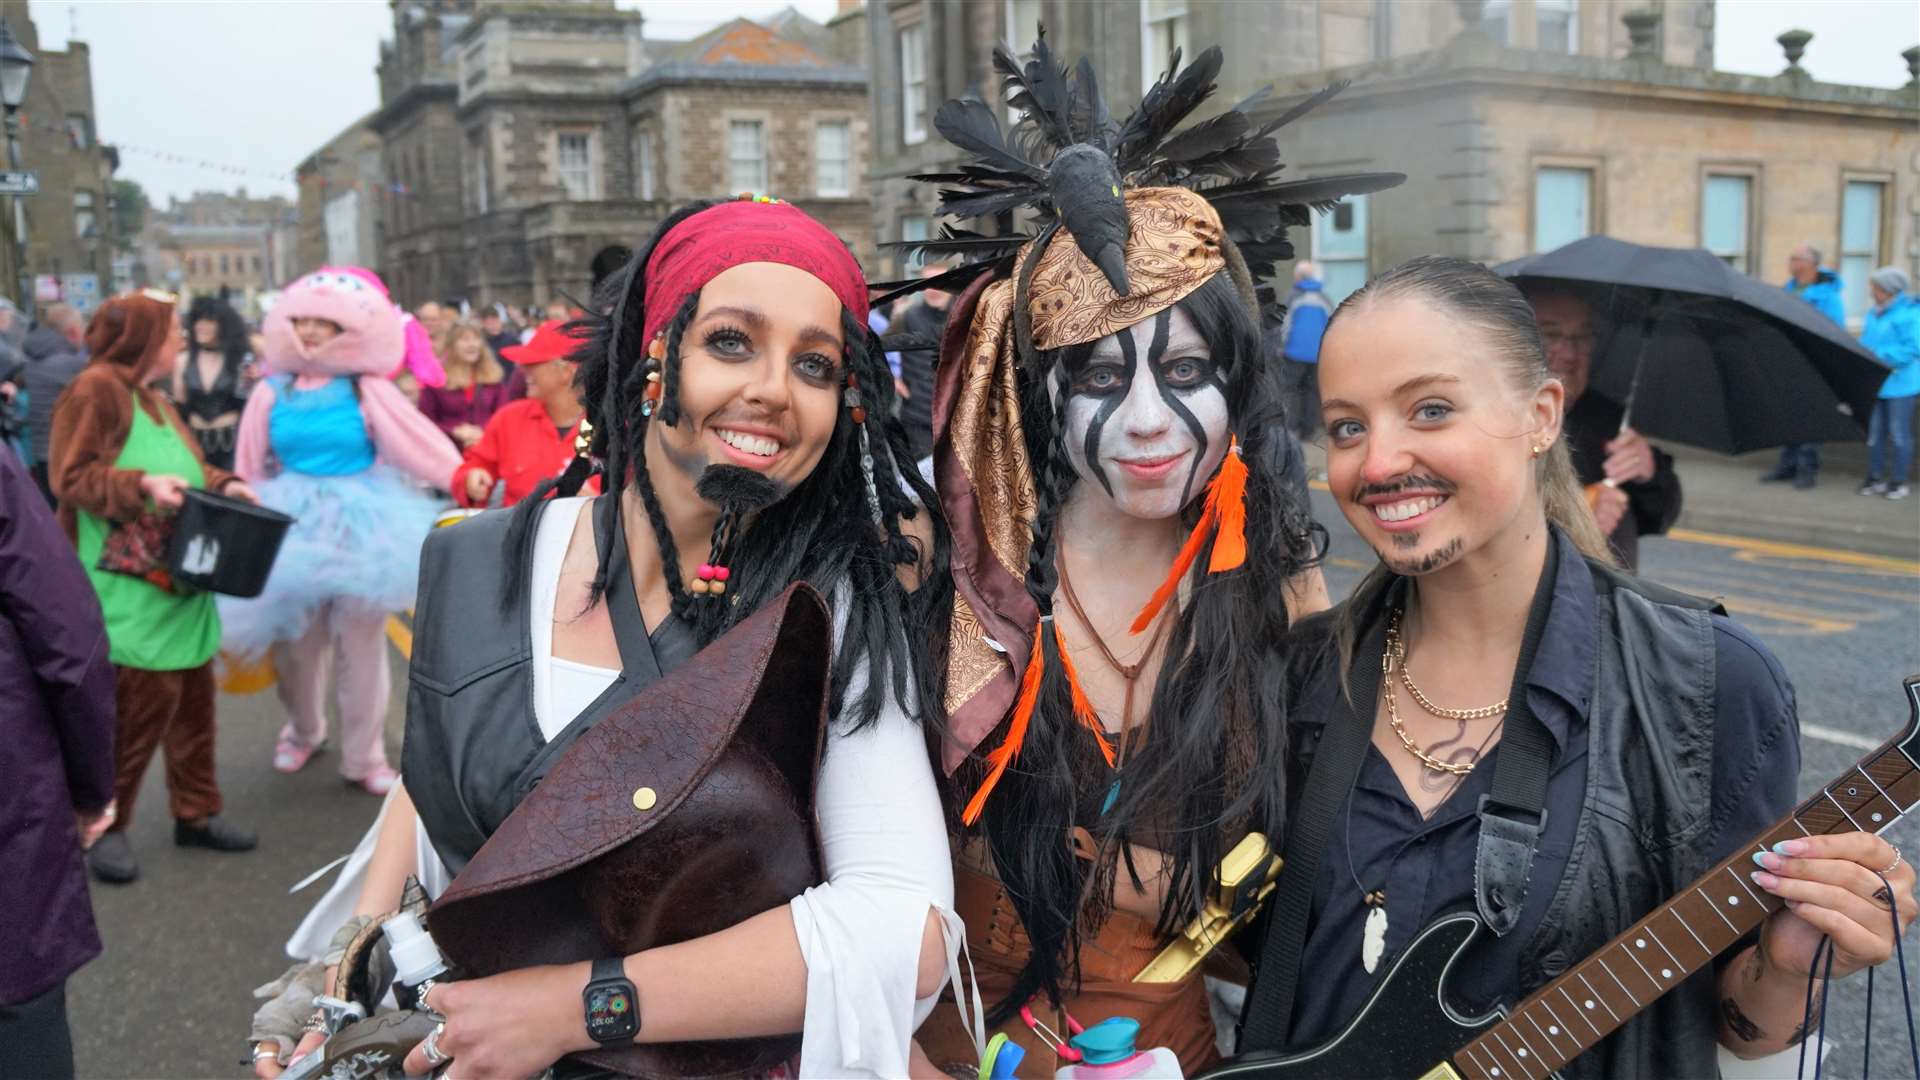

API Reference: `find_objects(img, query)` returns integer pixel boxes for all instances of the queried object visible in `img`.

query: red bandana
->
[641,200,868,344]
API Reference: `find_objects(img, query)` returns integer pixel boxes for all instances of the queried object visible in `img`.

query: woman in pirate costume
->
[897,36,1401,1074]
[250,197,959,1079]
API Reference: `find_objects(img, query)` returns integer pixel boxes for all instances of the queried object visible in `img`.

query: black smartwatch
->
[582,957,640,1045]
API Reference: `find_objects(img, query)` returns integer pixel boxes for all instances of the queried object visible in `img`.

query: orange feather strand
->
[961,617,1049,826]
[1128,437,1246,634]
[1054,622,1117,767]
[1206,443,1249,573]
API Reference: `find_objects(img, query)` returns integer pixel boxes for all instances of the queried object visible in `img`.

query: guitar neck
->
[1447,737,1920,1080]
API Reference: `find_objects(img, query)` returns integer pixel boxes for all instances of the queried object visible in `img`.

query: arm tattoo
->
[1719,997,1764,1043]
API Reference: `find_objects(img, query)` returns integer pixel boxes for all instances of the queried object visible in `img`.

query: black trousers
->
[0,980,76,1080]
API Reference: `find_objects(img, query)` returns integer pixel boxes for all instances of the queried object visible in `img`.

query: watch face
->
[586,983,639,1042]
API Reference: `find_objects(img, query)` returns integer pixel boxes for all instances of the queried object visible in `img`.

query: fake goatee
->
[695,464,785,515]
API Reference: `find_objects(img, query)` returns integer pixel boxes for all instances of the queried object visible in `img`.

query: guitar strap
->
[1235,611,1386,1054]
[1235,539,1560,1055]
[1471,536,1559,938]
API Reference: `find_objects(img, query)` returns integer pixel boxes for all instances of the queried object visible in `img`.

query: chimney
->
[1623,10,1660,60]
[1776,29,1812,77]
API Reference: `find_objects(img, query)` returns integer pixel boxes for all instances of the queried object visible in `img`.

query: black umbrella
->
[1495,236,1890,454]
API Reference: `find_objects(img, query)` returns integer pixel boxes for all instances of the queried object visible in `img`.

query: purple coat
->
[0,442,116,1005]
[416,380,513,444]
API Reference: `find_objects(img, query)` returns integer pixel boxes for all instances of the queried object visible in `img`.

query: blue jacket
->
[1862,293,1920,399]
[1281,280,1332,363]
[1784,269,1844,325]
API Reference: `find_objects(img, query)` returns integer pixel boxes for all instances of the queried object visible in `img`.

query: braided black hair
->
[504,198,950,733]
[970,270,1324,1020]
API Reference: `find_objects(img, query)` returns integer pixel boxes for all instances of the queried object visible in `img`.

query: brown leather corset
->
[916,865,1222,1077]
[426,585,831,1079]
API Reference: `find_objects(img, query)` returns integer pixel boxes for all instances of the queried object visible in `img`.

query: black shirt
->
[1283,529,1800,1049]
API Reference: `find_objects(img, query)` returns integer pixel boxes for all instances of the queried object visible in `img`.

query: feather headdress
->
[875,28,1406,309]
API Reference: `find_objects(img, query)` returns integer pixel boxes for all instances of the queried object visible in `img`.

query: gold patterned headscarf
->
[932,187,1230,773]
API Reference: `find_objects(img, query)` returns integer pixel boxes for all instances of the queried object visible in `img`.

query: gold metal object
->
[1416,1063,1466,1080]
[632,787,657,811]
[1385,611,1505,776]
[1133,832,1281,983]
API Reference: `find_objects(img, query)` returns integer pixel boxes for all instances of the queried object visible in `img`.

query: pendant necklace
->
[1346,609,1508,974]
[1057,552,1173,814]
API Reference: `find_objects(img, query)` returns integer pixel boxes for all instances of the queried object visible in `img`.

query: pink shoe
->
[349,765,399,796]
[273,739,318,774]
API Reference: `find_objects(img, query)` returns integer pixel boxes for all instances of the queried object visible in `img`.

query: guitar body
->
[1201,913,1548,1080]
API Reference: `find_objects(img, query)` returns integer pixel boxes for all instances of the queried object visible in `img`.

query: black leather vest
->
[402,500,696,874]
[1516,562,1723,1079]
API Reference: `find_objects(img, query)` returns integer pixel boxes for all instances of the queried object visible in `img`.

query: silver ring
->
[416,977,440,1014]
[253,1046,281,1063]
[421,1022,452,1067]
[1880,846,1903,876]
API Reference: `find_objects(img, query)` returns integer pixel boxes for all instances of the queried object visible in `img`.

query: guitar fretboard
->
[1449,740,1920,1080]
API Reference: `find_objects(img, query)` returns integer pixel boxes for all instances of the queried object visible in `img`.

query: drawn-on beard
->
[1377,536,1464,576]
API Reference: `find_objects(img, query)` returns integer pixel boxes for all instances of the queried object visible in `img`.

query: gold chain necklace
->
[1383,609,1508,775]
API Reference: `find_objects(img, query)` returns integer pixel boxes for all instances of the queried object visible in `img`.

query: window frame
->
[1528,154,1603,256]
[899,20,929,146]
[636,126,656,201]
[1838,170,1892,329]
[1309,188,1371,305]
[1480,0,1514,45]
[813,119,853,199]
[1698,164,1760,276]
[900,215,932,274]
[469,131,490,214]
[1141,0,1191,94]
[554,129,598,202]
[1535,0,1579,54]
[727,117,769,196]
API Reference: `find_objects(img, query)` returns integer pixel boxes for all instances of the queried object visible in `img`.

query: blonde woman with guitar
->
[1218,257,1916,1080]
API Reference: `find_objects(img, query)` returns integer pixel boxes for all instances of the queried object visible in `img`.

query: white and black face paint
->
[1054,305,1230,521]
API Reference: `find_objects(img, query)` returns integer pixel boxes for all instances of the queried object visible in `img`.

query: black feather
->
[1116,46,1223,172]
[1153,109,1251,164]
[1253,79,1351,140]
[1073,58,1112,150]
[1229,84,1275,114]
[933,99,1045,181]
[994,28,1075,152]
[1179,140,1282,180]
[1256,171,1407,206]
[869,258,1010,308]
[906,168,1040,188]
[940,186,1056,220]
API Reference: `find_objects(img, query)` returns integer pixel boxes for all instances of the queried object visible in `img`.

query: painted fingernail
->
[1752,870,1780,889]
[1753,851,1782,871]
[1773,840,1808,856]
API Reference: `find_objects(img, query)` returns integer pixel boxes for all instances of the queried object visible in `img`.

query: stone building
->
[295,113,387,274]
[864,0,1916,327]
[138,190,300,317]
[0,0,118,314]
[367,0,871,310]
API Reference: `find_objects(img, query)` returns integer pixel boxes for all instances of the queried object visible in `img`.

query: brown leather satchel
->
[427,584,832,1079]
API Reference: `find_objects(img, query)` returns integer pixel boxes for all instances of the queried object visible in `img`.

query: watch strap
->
[591,956,627,984]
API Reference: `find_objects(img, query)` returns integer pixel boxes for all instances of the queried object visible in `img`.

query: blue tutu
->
[218,465,448,657]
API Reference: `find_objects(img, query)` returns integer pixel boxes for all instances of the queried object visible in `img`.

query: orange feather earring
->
[1128,436,1248,634]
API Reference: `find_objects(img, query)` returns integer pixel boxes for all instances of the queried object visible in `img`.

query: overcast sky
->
[21,0,1916,207]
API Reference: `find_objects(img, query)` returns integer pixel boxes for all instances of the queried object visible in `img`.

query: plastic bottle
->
[382,910,448,1008]
[1053,1018,1184,1079]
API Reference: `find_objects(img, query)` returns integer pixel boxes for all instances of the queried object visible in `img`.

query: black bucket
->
[165,488,295,598]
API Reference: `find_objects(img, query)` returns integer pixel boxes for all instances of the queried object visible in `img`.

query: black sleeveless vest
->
[401,500,696,874]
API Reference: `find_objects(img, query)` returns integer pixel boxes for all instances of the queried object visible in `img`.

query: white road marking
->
[1800,723,1882,752]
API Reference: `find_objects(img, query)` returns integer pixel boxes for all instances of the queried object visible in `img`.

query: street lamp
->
[0,20,31,307]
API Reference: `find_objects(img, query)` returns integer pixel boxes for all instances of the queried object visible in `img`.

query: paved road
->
[69,500,1919,1078]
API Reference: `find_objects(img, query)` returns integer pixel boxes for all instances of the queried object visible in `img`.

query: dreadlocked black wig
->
[503,196,950,733]
[900,31,1403,1017]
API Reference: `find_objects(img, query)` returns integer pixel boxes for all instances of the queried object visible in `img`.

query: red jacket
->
[451,398,599,507]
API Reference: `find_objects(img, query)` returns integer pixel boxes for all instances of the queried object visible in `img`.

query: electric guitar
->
[1203,674,1920,1080]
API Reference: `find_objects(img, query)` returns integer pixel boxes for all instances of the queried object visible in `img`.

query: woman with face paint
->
[249,197,959,1080]
[900,40,1402,1075]
[1240,256,1916,1076]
